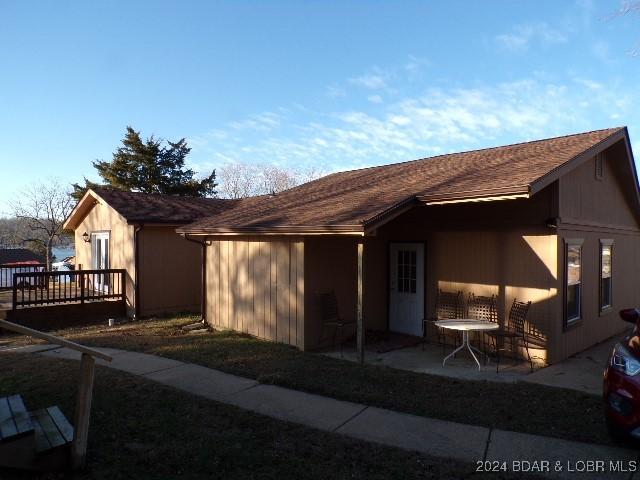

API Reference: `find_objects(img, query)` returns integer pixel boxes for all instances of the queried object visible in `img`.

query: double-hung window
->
[600,240,613,311]
[565,239,583,326]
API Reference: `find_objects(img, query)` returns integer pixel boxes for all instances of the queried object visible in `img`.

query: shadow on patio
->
[320,331,616,394]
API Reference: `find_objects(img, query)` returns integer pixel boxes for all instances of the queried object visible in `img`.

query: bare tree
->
[217,162,327,199]
[217,163,256,199]
[259,165,299,195]
[11,180,74,269]
[606,1,640,56]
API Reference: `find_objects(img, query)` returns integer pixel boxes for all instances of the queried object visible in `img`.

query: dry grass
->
[3,315,611,446]
[0,352,527,479]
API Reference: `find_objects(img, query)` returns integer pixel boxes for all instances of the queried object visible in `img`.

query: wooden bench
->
[0,394,74,472]
[0,395,34,442]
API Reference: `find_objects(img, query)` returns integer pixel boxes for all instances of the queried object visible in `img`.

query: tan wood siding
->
[205,237,304,348]
[553,144,640,362]
[559,142,640,228]
[137,228,201,317]
[73,200,135,316]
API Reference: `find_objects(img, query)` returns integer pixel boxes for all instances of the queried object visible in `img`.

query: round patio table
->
[434,319,499,370]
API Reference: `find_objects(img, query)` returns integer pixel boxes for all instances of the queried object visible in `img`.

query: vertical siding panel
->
[240,240,248,333]
[254,242,264,339]
[230,241,238,332]
[210,241,217,327]
[208,243,216,327]
[277,242,290,343]
[247,241,257,336]
[262,241,269,339]
[269,242,278,341]
[295,241,305,349]
[220,240,228,329]
[289,241,297,344]
[226,241,233,331]
[215,241,221,328]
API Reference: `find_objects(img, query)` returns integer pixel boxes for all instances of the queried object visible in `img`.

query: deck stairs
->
[0,394,74,472]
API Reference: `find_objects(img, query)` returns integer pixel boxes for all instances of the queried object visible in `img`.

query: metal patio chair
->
[319,291,355,356]
[485,299,533,373]
[467,293,498,355]
[423,289,463,350]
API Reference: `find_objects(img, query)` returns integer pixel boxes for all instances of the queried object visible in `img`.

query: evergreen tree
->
[72,127,216,199]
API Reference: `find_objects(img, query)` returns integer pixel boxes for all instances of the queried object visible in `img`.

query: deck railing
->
[12,269,126,309]
[0,264,45,290]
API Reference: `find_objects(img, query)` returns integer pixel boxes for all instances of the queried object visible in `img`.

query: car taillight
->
[611,344,640,376]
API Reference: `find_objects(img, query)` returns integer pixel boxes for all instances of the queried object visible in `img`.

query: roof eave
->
[176,224,365,236]
[416,186,531,205]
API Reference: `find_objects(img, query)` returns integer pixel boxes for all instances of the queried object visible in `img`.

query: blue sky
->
[1,0,639,213]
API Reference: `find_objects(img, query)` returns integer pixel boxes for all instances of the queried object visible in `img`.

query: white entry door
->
[389,243,425,336]
[91,232,110,292]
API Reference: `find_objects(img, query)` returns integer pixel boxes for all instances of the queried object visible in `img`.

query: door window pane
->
[397,249,417,293]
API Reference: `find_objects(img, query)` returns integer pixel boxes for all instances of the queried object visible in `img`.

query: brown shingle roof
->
[179,127,628,234]
[92,187,240,225]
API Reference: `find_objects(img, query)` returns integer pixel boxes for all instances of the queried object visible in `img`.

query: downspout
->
[134,224,143,319]
[183,234,207,325]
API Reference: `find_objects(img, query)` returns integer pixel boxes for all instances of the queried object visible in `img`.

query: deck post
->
[80,271,85,304]
[71,352,96,470]
[357,241,364,364]
[11,274,17,311]
[121,270,127,314]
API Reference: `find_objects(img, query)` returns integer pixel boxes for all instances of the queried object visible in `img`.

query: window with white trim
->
[565,239,583,325]
[600,240,613,311]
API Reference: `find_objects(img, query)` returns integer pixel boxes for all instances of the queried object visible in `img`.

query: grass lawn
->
[5,315,610,446]
[0,352,525,479]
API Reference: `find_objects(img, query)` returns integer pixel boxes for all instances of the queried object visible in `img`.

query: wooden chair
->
[485,299,533,373]
[319,291,355,356]
[423,289,463,349]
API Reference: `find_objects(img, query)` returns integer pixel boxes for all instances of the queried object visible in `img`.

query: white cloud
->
[496,22,568,51]
[188,75,636,176]
[228,112,282,132]
[348,73,387,90]
[326,84,346,98]
[367,94,383,104]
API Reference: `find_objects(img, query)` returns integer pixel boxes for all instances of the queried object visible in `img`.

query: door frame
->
[90,230,111,292]
[386,240,428,335]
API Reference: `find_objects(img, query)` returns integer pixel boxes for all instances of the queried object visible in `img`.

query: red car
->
[604,308,640,441]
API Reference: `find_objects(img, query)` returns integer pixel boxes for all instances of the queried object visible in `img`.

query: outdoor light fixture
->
[82,232,90,243]
[545,218,559,229]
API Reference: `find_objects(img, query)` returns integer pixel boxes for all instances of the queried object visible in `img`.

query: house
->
[177,127,640,364]
[0,248,44,266]
[63,187,238,318]
[0,249,45,290]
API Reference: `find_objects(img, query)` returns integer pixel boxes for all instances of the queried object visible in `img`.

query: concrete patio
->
[324,333,620,395]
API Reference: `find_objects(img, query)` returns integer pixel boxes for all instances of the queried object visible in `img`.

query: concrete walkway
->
[2,343,639,479]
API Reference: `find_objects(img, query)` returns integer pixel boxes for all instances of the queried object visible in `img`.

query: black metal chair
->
[423,289,463,350]
[485,299,533,373]
[319,291,355,356]
[467,293,498,355]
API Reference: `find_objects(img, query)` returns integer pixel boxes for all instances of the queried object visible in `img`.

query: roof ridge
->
[92,186,232,203]
[312,126,625,180]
